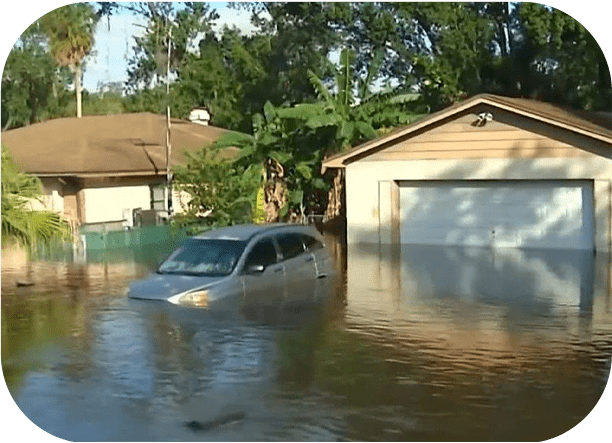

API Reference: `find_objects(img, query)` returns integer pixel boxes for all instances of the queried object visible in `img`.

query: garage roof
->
[322,94,612,171]
[1,113,238,176]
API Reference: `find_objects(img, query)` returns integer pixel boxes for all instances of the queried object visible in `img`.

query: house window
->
[150,186,166,211]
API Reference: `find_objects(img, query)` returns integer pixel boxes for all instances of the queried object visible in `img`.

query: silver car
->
[127,223,336,310]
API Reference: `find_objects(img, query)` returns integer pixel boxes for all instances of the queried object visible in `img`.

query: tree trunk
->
[261,159,288,223]
[2,117,13,131]
[75,64,82,118]
[263,180,287,223]
[324,169,344,221]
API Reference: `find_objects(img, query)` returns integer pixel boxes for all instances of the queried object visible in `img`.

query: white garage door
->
[399,180,594,250]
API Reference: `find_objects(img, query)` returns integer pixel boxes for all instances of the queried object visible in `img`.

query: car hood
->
[128,273,227,301]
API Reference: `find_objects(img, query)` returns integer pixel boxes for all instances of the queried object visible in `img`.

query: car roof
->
[193,223,320,242]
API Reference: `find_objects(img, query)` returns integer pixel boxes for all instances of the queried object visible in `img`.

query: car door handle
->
[273,267,283,273]
[305,256,314,262]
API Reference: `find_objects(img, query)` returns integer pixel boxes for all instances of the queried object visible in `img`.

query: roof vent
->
[189,108,211,126]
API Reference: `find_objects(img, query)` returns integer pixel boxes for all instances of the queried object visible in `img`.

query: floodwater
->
[1,239,611,441]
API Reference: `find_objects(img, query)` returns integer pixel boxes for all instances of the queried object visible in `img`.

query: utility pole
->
[165,25,173,217]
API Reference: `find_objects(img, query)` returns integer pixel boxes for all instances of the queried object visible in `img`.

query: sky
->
[83,2,261,91]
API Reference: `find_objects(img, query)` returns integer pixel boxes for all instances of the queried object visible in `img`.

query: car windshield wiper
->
[182,271,228,277]
[156,269,184,275]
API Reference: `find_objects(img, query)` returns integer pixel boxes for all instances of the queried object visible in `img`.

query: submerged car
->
[127,223,336,310]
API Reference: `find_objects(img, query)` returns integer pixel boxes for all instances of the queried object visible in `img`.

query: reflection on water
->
[1,240,611,441]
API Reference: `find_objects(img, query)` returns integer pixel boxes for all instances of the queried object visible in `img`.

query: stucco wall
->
[39,178,64,214]
[82,185,151,224]
[345,157,612,252]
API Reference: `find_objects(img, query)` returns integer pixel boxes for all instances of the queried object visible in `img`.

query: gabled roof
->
[1,113,238,177]
[322,94,612,171]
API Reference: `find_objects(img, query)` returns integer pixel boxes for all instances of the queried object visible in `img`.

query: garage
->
[398,180,594,250]
[322,94,612,253]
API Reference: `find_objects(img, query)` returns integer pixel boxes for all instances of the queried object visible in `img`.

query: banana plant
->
[177,49,426,225]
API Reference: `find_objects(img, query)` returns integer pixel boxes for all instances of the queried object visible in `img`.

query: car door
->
[240,237,283,307]
[275,232,317,303]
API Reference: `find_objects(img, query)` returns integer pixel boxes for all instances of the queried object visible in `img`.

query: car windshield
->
[157,239,248,276]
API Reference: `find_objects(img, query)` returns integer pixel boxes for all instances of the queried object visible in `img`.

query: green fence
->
[25,225,194,266]
[81,225,190,251]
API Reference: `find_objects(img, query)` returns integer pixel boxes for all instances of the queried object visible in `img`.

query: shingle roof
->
[322,94,612,170]
[1,113,237,176]
[478,94,612,136]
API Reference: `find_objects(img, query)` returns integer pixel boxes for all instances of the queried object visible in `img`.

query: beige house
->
[1,112,236,231]
[323,94,612,253]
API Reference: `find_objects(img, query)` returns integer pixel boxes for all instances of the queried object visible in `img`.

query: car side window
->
[303,234,323,252]
[243,238,277,269]
[276,233,306,260]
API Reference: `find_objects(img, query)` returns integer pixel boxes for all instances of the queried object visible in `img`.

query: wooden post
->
[165,26,172,215]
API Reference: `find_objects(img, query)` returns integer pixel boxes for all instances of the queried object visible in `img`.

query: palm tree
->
[1,145,71,246]
[39,4,98,118]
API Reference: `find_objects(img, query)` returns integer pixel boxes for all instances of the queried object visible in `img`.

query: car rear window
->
[158,239,247,276]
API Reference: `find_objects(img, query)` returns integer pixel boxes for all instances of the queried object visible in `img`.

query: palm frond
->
[359,48,385,100]
[213,131,255,149]
[307,70,332,103]
[336,48,355,109]
[275,103,326,120]
[2,144,72,245]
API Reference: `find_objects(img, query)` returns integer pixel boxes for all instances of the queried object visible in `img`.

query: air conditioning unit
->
[122,208,134,228]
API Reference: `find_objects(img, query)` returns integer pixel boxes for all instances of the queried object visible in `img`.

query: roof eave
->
[477,96,612,143]
[321,94,612,169]
[34,170,168,178]
[322,97,482,170]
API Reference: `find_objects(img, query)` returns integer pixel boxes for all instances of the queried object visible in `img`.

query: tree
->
[515,3,611,110]
[38,3,99,118]
[172,28,268,129]
[1,28,74,130]
[2,35,55,130]
[124,2,219,92]
[187,49,424,224]
[237,2,348,106]
[391,2,610,111]
[173,144,262,228]
[1,145,71,246]
[296,48,424,219]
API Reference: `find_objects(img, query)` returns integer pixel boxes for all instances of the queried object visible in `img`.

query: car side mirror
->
[245,264,265,274]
